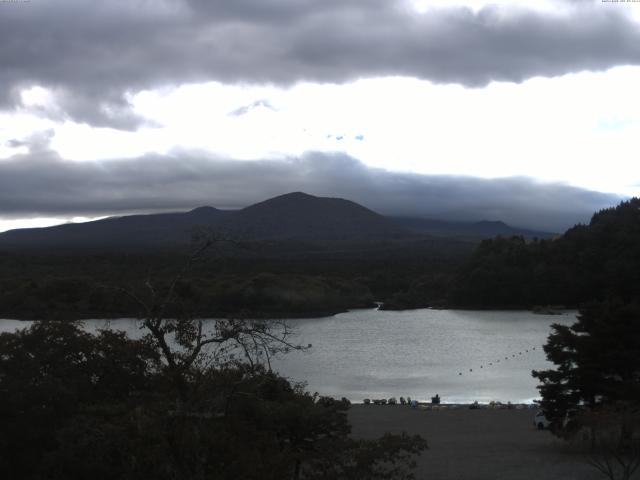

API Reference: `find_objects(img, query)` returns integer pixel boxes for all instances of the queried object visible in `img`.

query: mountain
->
[0,192,553,252]
[0,193,407,251]
[219,192,405,241]
[391,217,556,240]
[0,207,229,251]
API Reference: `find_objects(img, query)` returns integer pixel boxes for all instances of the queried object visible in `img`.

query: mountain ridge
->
[390,216,554,240]
[0,192,556,252]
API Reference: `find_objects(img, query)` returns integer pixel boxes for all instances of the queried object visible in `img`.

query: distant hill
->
[0,207,229,251]
[0,193,407,251]
[0,192,554,252]
[391,217,555,240]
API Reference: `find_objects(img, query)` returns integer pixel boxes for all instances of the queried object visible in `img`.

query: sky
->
[1,0,639,233]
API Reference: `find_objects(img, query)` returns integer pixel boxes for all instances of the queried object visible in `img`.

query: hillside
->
[0,195,627,318]
[391,217,555,240]
[0,193,410,252]
[0,207,229,251]
[447,197,640,308]
[0,192,558,253]
[219,192,407,241]
[0,191,480,319]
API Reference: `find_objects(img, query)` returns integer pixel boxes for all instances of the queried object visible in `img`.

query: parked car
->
[533,411,550,430]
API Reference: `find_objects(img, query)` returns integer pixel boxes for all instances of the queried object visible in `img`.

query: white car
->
[533,411,550,430]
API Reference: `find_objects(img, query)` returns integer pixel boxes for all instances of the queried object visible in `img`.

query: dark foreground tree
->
[579,404,640,480]
[0,322,161,479]
[533,299,640,432]
[533,299,640,479]
[0,321,426,480]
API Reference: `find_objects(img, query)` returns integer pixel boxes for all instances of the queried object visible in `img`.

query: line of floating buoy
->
[456,345,543,376]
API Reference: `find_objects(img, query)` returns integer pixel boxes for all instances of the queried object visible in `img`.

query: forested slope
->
[448,198,640,308]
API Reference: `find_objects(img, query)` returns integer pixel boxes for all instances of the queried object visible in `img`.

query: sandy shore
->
[348,405,601,480]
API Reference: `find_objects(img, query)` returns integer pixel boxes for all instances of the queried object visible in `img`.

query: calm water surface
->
[0,309,576,404]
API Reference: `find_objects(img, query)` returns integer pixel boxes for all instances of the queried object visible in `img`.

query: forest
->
[0,241,468,320]
[448,198,640,308]
[0,319,427,479]
[3,199,638,318]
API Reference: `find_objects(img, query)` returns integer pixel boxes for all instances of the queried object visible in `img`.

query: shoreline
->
[351,401,539,409]
[0,305,578,323]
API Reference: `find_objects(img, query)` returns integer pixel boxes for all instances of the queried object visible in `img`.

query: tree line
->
[448,198,640,308]
[526,199,640,480]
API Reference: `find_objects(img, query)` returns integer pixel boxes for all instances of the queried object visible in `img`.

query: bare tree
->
[116,233,308,404]
[579,404,640,480]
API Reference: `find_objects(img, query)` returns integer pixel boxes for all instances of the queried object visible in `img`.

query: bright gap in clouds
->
[31,66,640,198]
[0,217,106,234]
[410,0,640,21]
[411,0,564,13]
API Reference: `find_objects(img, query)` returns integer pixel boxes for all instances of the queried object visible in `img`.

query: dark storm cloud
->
[0,149,622,232]
[1,0,640,127]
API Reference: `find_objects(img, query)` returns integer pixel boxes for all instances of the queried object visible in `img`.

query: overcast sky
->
[1,0,638,233]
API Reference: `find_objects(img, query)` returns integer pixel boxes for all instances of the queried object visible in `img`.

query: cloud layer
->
[2,0,640,127]
[0,148,622,232]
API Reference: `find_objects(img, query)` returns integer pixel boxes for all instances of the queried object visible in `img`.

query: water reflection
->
[0,309,575,403]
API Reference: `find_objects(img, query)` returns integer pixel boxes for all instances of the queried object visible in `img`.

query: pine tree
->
[533,299,640,434]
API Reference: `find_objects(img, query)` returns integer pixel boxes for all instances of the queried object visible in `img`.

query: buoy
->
[469,369,473,372]
[480,365,483,368]
[459,372,462,375]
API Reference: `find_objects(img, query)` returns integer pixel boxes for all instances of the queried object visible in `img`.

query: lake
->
[0,308,576,404]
